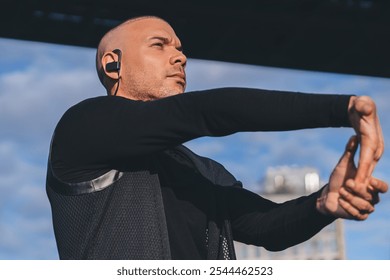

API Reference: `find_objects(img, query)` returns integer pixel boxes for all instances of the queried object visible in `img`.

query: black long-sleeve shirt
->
[50,87,351,259]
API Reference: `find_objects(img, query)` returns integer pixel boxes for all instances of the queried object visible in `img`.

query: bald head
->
[96,16,167,87]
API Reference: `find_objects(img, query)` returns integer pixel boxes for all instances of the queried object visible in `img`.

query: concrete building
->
[234,166,345,260]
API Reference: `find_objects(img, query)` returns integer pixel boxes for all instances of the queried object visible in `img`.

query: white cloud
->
[0,216,57,259]
[0,139,56,259]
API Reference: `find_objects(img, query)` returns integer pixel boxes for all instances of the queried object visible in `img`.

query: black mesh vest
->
[46,145,239,259]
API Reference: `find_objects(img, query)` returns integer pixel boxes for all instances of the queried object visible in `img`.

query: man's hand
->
[348,96,384,200]
[316,136,388,220]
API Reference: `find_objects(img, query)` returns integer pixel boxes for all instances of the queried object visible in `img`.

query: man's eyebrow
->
[149,36,170,43]
[149,36,183,51]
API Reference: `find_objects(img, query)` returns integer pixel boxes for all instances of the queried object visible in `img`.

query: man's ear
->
[102,51,120,80]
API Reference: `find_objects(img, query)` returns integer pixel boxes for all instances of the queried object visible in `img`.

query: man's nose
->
[170,50,187,68]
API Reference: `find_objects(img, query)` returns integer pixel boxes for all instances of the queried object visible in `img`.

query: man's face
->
[120,18,187,100]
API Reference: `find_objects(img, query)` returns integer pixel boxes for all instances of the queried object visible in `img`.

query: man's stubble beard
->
[121,78,183,101]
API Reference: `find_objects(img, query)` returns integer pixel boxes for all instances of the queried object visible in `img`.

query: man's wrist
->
[316,184,331,216]
[348,96,357,112]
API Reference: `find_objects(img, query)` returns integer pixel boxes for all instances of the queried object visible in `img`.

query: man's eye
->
[152,42,164,48]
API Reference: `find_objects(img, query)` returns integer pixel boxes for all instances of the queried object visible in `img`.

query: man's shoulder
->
[60,96,129,120]
[53,96,109,131]
[67,95,112,111]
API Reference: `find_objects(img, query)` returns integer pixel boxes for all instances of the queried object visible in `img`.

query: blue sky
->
[0,37,389,260]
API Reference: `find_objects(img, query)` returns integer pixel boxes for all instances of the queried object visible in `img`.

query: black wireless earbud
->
[105,49,122,73]
[105,49,122,96]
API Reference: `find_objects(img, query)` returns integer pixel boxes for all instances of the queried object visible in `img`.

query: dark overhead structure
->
[1,0,390,78]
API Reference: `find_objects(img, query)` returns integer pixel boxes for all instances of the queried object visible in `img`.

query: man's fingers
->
[345,178,373,201]
[369,177,388,194]
[339,187,375,213]
[338,198,370,221]
[346,135,358,155]
[342,177,386,205]
[355,160,374,185]
[355,136,377,183]
[350,96,383,184]
[375,115,385,160]
[337,135,358,167]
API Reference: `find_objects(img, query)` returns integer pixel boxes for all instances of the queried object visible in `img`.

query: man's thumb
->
[338,135,358,167]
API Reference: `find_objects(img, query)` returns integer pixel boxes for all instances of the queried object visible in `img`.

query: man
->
[46,16,387,259]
